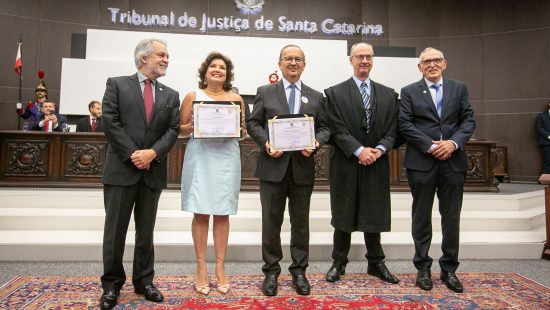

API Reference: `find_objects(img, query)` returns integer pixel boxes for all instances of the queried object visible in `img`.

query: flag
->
[14,43,22,75]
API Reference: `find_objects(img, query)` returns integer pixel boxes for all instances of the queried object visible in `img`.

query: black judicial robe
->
[324,78,399,233]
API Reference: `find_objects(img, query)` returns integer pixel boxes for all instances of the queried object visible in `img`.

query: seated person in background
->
[16,75,48,126]
[31,101,68,132]
[76,100,104,132]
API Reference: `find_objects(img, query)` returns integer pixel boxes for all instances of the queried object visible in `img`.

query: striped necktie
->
[360,82,371,132]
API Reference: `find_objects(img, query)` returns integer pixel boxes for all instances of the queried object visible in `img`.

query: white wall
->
[60,29,419,115]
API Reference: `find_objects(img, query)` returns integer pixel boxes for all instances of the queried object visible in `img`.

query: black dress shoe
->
[325,263,346,282]
[135,284,164,302]
[415,268,433,290]
[367,262,400,284]
[440,272,464,293]
[99,290,119,310]
[291,274,311,295]
[262,274,278,296]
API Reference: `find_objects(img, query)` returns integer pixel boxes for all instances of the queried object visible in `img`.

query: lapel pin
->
[423,90,427,94]
[159,87,163,91]
[301,96,308,104]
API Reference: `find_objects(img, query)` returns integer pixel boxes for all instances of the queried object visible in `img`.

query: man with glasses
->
[324,42,400,285]
[248,44,330,296]
[399,47,475,293]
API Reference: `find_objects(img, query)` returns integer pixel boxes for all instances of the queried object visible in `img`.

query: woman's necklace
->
[204,89,225,97]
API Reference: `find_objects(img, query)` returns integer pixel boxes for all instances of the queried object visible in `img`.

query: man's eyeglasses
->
[281,57,304,64]
[352,55,374,61]
[421,58,444,66]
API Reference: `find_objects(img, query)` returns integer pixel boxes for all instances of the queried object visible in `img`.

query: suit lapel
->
[128,74,147,124]
[418,79,439,118]
[348,78,365,113]
[440,78,451,118]
[275,81,290,114]
[149,81,165,124]
[299,83,309,114]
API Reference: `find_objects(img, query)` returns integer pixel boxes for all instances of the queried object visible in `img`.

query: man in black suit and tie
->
[536,100,550,174]
[324,42,400,285]
[76,100,104,132]
[399,47,475,293]
[247,44,330,296]
[99,38,180,309]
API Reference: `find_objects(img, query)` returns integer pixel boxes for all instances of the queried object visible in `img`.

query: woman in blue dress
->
[179,52,246,295]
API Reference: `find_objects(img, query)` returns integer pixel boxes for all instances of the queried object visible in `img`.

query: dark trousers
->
[260,164,313,276]
[101,178,162,291]
[542,146,550,174]
[407,161,464,273]
[331,230,385,266]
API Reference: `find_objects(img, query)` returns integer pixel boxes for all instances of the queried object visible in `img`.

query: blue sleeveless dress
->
[181,90,240,215]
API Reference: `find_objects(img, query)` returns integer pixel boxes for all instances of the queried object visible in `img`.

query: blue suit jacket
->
[398,78,476,172]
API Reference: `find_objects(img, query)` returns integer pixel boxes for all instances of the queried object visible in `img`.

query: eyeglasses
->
[281,57,304,64]
[421,58,444,66]
[352,55,374,61]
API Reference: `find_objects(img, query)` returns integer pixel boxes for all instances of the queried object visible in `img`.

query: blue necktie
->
[288,84,296,114]
[360,82,371,132]
[431,84,442,117]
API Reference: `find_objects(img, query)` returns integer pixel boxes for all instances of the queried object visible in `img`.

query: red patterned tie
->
[143,79,154,123]
[91,118,97,132]
[43,121,49,132]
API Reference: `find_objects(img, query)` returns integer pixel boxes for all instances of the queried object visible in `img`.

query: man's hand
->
[131,149,157,170]
[358,147,378,165]
[49,114,58,126]
[265,142,283,158]
[431,140,456,160]
[300,140,319,157]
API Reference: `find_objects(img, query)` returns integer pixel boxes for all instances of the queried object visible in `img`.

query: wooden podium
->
[0,131,498,192]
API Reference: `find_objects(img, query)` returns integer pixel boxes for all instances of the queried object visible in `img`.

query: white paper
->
[193,103,241,138]
[268,116,316,152]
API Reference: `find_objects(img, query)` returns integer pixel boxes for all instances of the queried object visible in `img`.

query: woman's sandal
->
[194,283,211,295]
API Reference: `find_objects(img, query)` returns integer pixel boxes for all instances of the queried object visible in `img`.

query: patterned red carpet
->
[0,273,548,309]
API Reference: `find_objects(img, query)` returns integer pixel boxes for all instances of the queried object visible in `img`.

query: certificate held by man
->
[193,101,242,138]
[268,114,316,152]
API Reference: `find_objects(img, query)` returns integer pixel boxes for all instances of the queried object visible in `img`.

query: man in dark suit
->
[99,38,180,309]
[76,100,104,132]
[30,101,68,132]
[324,42,400,285]
[247,44,330,296]
[536,100,550,174]
[399,47,475,293]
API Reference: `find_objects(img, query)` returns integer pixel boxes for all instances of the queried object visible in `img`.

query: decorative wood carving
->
[0,132,498,192]
[66,143,105,176]
[6,141,47,176]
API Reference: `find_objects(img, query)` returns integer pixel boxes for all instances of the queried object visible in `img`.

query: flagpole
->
[18,34,22,103]
[17,34,23,129]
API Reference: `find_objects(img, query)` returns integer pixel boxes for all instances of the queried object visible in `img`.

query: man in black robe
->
[324,42,399,284]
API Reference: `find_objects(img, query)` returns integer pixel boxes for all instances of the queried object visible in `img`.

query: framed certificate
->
[268,114,316,152]
[193,101,242,138]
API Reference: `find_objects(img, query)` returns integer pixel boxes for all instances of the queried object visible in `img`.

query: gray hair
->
[134,38,167,69]
[350,42,374,56]
[279,44,305,61]
[419,47,445,64]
